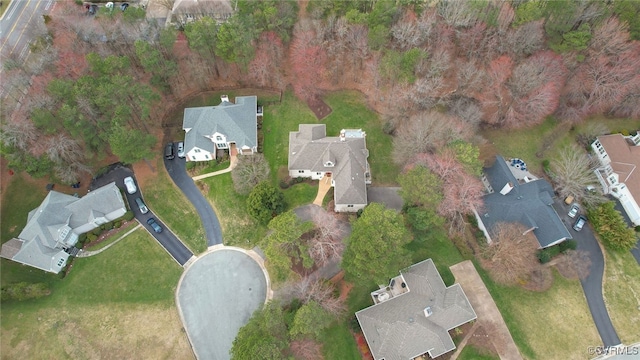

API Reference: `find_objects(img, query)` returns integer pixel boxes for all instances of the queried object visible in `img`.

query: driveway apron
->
[164,157,223,246]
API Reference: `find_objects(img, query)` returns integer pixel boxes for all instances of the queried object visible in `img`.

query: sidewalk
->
[77,224,141,257]
[192,156,237,181]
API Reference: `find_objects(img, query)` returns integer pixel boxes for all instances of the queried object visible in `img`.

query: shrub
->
[587,202,637,251]
[295,177,303,183]
[559,239,578,253]
[635,225,640,232]
[185,162,196,170]
[382,121,395,135]
[620,129,630,136]
[87,233,98,241]
[542,159,551,174]
[114,220,122,228]
[123,211,134,221]
[279,180,289,189]
[537,249,552,264]
[247,182,286,224]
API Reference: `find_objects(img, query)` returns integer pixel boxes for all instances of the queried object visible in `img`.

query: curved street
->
[164,156,223,247]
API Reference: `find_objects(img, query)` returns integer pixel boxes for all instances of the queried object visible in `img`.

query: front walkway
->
[77,224,142,257]
[313,175,332,206]
[192,155,238,181]
[450,260,523,360]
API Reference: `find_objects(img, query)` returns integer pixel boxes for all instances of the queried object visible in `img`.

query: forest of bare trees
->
[1,0,639,186]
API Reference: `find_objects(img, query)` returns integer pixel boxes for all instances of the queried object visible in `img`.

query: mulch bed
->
[307,95,332,120]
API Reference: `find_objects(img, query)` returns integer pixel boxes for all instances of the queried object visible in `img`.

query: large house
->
[591,132,640,226]
[182,95,260,162]
[0,182,127,273]
[171,0,233,26]
[356,259,477,360]
[476,155,572,248]
[288,124,371,212]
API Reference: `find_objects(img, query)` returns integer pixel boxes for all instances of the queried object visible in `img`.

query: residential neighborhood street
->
[164,156,223,246]
[90,164,194,266]
[553,201,621,348]
[0,0,54,63]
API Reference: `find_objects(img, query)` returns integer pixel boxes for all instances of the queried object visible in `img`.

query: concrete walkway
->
[77,224,142,257]
[450,260,523,360]
[192,156,238,181]
[313,176,332,206]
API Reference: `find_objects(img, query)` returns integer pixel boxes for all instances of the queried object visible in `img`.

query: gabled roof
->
[183,96,257,154]
[356,259,477,360]
[172,0,233,15]
[289,124,369,205]
[597,134,640,203]
[482,156,571,248]
[0,182,126,273]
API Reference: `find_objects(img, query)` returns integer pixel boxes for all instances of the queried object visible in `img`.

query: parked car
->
[573,215,587,231]
[135,197,149,214]
[568,203,580,218]
[177,141,185,158]
[147,218,162,233]
[165,142,175,160]
[123,176,137,194]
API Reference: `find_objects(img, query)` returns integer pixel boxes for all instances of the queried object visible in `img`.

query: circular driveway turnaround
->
[177,248,268,360]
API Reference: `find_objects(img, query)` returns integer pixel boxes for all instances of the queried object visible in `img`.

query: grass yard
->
[319,323,361,360]
[84,222,138,251]
[0,0,10,18]
[482,116,640,175]
[477,265,600,360]
[603,248,640,345]
[200,173,267,247]
[263,90,399,186]
[458,345,500,360]
[0,228,190,359]
[143,159,207,254]
[1,173,48,243]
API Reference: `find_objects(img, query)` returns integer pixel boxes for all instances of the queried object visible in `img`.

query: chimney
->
[340,129,346,142]
[221,95,229,103]
[499,182,514,195]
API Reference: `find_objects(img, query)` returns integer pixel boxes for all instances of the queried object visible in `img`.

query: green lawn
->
[603,248,640,345]
[319,323,361,360]
[201,173,267,247]
[458,345,499,360]
[0,0,10,18]
[143,159,207,253]
[1,228,190,358]
[84,221,138,251]
[476,265,599,360]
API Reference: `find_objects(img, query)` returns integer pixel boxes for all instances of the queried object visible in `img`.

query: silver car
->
[177,141,185,158]
[568,204,580,218]
[123,176,137,194]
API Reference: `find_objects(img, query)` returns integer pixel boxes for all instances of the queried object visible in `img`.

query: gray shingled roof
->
[0,182,126,273]
[182,96,257,154]
[356,259,477,360]
[289,124,369,206]
[482,156,572,247]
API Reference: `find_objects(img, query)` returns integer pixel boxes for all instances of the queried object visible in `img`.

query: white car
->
[123,176,137,194]
[568,204,580,218]
[177,141,185,158]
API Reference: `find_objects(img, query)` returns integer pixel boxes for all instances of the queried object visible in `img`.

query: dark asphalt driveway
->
[164,156,223,246]
[554,201,621,347]
[90,164,194,266]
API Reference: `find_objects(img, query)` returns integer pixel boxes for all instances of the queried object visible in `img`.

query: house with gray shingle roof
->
[0,182,126,273]
[476,155,571,248]
[288,124,371,212]
[182,95,259,162]
[356,259,477,360]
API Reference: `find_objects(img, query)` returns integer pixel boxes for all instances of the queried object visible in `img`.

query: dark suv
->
[164,143,175,160]
[147,218,163,233]
[573,215,587,231]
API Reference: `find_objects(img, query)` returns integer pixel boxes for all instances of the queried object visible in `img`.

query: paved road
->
[0,0,54,63]
[177,248,267,360]
[164,155,223,246]
[90,164,194,266]
[554,201,621,347]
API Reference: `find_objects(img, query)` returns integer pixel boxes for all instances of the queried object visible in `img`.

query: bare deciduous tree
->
[1,120,38,151]
[231,154,271,195]
[290,339,323,360]
[481,222,541,286]
[293,277,346,317]
[550,144,604,205]
[506,20,544,58]
[308,211,344,266]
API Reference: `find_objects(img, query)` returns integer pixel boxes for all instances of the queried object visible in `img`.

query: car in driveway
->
[177,141,185,158]
[147,218,163,233]
[135,197,149,214]
[573,215,587,231]
[568,203,580,218]
[165,143,175,160]
[123,176,137,194]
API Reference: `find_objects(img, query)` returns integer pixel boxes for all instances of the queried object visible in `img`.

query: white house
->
[591,132,640,226]
[288,124,371,212]
[182,95,260,162]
